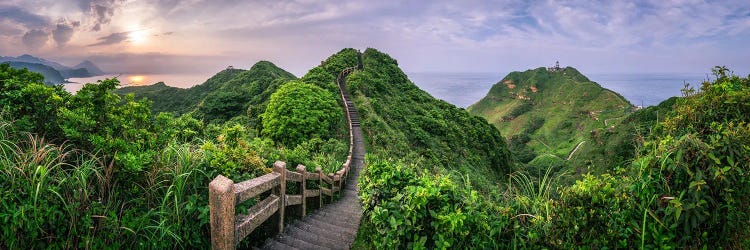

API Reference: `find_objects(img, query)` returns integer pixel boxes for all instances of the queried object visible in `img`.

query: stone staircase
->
[259,59,365,250]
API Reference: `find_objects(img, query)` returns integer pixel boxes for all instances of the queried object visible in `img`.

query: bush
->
[554,174,638,248]
[261,81,341,146]
[633,67,750,248]
[359,156,517,249]
[202,124,268,180]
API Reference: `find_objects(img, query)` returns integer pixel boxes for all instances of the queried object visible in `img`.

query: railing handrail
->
[208,59,361,249]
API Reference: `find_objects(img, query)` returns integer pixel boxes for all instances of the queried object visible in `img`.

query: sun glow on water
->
[128,75,146,85]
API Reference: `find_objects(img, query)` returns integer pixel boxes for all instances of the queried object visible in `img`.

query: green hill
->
[468,67,632,164]
[566,96,678,175]
[347,48,512,186]
[116,61,296,124]
[4,61,65,85]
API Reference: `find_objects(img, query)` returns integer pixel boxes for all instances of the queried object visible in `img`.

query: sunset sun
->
[128,30,147,44]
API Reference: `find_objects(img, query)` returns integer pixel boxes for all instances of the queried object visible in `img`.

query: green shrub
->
[202,124,268,180]
[261,81,341,146]
[633,67,750,248]
[360,156,518,249]
[554,174,638,248]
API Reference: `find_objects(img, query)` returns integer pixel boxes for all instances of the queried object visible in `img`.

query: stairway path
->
[261,64,365,249]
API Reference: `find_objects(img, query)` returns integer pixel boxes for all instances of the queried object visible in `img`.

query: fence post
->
[316,166,323,205]
[328,173,336,203]
[296,164,307,217]
[209,175,235,250]
[273,161,286,234]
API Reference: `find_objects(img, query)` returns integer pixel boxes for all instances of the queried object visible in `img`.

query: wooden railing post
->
[328,173,336,203]
[296,164,307,217]
[316,166,323,205]
[273,161,286,234]
[209,175,235,250]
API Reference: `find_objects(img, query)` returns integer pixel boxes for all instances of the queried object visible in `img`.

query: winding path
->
[261,61,365,249]
[566,141,586,161]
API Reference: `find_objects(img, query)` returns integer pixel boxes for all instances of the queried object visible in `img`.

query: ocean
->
[65,71,709,108]
[65,73,209,93]
[408,72,709,108]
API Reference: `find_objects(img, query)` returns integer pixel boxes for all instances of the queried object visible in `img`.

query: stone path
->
[261,65,365,250]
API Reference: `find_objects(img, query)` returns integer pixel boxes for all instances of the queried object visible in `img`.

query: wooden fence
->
[208,64,359,249]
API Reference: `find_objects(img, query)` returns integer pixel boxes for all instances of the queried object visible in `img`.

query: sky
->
[1,0,749,78]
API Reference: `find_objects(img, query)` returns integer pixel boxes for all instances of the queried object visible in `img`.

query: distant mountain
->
[468,67,633,163]
[116,61,297,123]
[73,60,105,75]
[5,61,65,85]
[6,54,70,71]
[0,54,104,78]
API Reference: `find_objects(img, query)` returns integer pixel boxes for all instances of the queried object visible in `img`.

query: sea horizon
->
[66,71,716,108]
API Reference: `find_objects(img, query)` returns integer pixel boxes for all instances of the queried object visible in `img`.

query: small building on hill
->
[548,61,562,72]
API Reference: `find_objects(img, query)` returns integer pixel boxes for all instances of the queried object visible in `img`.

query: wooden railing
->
[208,61,359,249]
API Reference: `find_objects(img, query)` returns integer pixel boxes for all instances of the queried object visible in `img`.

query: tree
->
[261,81,340,146]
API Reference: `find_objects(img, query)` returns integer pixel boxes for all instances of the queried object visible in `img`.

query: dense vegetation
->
[347,49,511,187]
[0,57,348,248]
[262,81,341,146]
[348,49,515,247]
[2,50,749,249]
[1,54,102,83]
[116,61,297,125]
[468,67,632,167]
[357,64,750,248]
[6,61,65,84]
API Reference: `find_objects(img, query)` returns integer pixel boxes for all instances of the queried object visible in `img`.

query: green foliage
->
[347,48,511,188]
[0,67,318,248]
[554,174,638,248]
[0,63,70,138]
[202,124,268,180]
[4,61,65,84]
[632,67,750,248]
[502,101,533,121]
[359,156,514,249]
[0,123,214,248]
[117,61,297,125]
[468,66,633,168]
[58,79,163,183]
[301,48,360,93]
[262,81,341,146]
[569,97,679,175]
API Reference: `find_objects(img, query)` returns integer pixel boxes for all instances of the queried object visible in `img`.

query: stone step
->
[283,223,337,249]
[308,213,360,230]
[261,239,298,250]
[291,220,349,243]
[277,234,329,250]
[302,216,357,238]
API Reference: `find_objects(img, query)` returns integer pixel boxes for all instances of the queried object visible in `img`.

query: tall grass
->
[0,123,92,248]
[0,117,213,248]
[507,164,564,224]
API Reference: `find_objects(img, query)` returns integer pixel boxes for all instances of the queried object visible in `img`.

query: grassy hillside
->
[116,61,296,124]
[348,48,511,187]
[4,62,65,85]
[567,96,679,175]
[468,67,632,163]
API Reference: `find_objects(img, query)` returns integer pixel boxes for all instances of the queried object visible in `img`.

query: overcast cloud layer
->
[0,0,748,76]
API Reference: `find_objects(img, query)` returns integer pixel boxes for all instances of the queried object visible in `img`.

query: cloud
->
[67,0,124,31]
[153,31,174,37]
[0,5,50,28]
[53,20,79,48]
[22,29,48,49]
[88,31,127,46]
[85,52,230,74]
[0,21,24,36]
